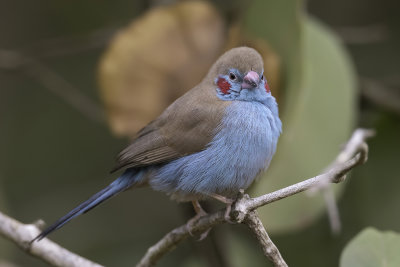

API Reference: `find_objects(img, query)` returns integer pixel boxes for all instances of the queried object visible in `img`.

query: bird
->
[32,46,282,242]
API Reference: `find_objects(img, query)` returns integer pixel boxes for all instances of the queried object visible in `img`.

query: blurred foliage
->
[99,0,281,137]
[99,1,226,136]
[340,228,400,267]
[0,0,399,266]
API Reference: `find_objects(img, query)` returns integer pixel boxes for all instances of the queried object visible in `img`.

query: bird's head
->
[209,47,271,102]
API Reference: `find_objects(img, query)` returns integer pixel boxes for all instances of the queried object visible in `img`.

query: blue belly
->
[150,100,281,201]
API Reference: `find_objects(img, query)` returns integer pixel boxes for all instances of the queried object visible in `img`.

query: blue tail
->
[32,170,137,242]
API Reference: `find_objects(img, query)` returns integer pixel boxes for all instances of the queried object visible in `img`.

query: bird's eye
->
[261,74,264,80]
[229,73,236,80]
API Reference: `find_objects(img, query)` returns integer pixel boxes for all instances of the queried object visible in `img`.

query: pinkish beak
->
[241,71,260,89]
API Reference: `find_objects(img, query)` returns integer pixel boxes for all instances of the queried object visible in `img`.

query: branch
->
[0,129,374,267]
[17,26,117,59]
[244,211,287,267]
[321,187,341,234]
[360,77,400,117]
[310,129,375,234]
[138,128,374,267]
[0,212,103,267]
[137,211,226,267]
[334,24,389,44]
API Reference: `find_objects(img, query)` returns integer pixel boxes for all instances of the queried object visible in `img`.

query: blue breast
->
[151,98,282,201]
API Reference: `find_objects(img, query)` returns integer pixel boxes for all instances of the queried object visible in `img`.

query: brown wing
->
[111,83,230,173]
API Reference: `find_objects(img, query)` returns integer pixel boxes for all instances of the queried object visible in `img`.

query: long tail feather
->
[32,170,137,242]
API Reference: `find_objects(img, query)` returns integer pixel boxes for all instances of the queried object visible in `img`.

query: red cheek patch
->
[264,81,271,93]
[217,77,231,94]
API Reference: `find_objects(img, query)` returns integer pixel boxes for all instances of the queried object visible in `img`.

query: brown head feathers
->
[205,47,264,82]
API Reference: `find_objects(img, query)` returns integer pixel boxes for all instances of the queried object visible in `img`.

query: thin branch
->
[360,77,400,117]
[309,128,375,234]
[0,129,374,266]
[18,26,118,59]
[0,212,103,267]
[137,211,226,267]
[26,61,105,124]
[334,24,389,44]
[322,187,341,234]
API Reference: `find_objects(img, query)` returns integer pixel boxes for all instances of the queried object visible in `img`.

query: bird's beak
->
[241,71,260,89]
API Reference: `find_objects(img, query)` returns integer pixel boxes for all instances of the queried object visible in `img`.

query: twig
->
[137,211,226,267]
[309,128,376,234]
[0,212,103,267]
[360,77,400,117]
[18,26,117,59]
[322,187,341,234]
[334,24,389,44]
[0,129,374,266]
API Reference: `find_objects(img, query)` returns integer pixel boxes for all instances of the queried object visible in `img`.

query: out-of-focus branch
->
[0,129,373,267]
[18,26,118,59]
[0,212,103,267]
[0,50,105,124]
[322,187,341,234]
[309,129,376,234]
[361,77,400,117]
[0,260,18,267]
[334,24,389,44]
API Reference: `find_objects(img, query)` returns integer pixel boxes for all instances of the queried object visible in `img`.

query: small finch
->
[33,47,282,241]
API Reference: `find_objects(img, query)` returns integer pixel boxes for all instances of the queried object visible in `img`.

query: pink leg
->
[186,201,210,240]
[192,200,207,216]
[208,193,235,222]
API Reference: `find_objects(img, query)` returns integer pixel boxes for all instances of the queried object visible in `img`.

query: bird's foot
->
[208,193,235,223]
[186,208,207,235]
[186,201,211,241]
[223,202,235,224]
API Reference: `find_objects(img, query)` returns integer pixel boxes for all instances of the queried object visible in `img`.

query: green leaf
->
[245,7,357,232]
[340,227,400,267]
[243,0,303,108]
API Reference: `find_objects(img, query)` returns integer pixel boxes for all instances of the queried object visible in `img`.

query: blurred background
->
[1,0,399,266]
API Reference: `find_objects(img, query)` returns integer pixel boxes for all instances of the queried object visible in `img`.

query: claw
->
[186,201,211,240]
[208,193,235,223]
[197,228,211,241]
[186,210,206,236]
[224,203,235,224]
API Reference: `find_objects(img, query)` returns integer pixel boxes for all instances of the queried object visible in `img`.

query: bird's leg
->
[186,200,210,240]
[208,193,235,223]
[192,200,207,216]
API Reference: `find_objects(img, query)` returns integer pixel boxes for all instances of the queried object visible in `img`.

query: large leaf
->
[340,228,400,267]
[245,2,356,232]
[243,0,303,107]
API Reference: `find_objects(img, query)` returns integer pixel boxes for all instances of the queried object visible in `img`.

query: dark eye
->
[229,72,236,80]
[261,74,264,80]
